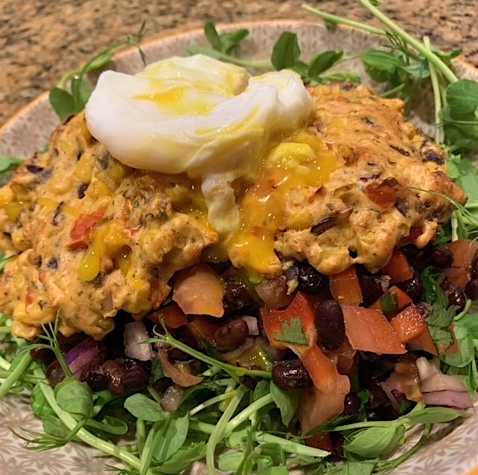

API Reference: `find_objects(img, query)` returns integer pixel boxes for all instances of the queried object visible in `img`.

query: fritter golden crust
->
[0,113,217,339]
[274,84,466,275]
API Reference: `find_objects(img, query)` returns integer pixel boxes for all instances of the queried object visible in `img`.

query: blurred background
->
[0,0,476,127]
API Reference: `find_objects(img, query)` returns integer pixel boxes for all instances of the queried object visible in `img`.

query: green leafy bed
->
[1,1,478,474]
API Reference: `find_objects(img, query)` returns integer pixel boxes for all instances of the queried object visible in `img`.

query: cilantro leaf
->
[274,317,308,345]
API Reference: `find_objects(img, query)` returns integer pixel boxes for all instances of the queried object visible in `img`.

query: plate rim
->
[2,18,477,138]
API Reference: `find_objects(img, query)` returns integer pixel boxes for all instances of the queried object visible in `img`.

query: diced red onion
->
[423,390,473,409]
[157,349,203,387]
[64,337,100,377]
[380,373,405,411]
[421,373,469,394]
[124,321,153,361]
[416,356,473,409]
[242,316,259,336]
[223,336,256,362]
[416,356,440,380]
[161,385,184,412]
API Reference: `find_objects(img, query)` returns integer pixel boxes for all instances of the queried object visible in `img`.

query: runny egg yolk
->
[211,129,338,275]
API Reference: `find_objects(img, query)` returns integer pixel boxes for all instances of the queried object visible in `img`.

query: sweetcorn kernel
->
[86,180,112,200]
[75,152,95,184]
[108,159,132,184]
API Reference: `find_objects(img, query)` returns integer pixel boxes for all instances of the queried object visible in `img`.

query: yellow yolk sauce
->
[225,129,338,275]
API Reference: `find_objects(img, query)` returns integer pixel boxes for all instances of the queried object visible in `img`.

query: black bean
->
[396,273,423,302]
[423,245,453,268]
[421,149,445,165]
[214,319,249,352]
[101,359,149,395]
[272,359,313,389]
[46,257,58,269]
[168,346,192,362]
[30,347,55,364]
[367,380,389,409]
[357,268,383,305]
[51,202,64,226]
[315,299,345,350]
[83,366,109,392]
[441,280,466,310]
[26,164,44,174]
[311,216,337,235]
[465,278,478,300]
[224,284,254,312]
[343,391,360,415]
[77,183,88,199]
[297,263,328,294]
[46,360,65,386]
[369,404,399,421]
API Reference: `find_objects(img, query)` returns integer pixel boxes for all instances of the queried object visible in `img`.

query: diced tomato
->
[399,226,424,246]
[342,305,406,354]
[379,250,414,283]
[390,305,427,343]
[69,210,105,248]
[297,374,350,435]
[301,343,344,394]
[187,316,221,346]
[369,285,413,317]
[329,265,363,305]
[364,179,397,208]
[408,326,438,355]
[149,303,188,329]
[443,239,478,288]
[173,264,225,317]
[261,291,317,354]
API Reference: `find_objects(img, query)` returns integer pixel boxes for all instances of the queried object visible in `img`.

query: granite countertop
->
[1,0,477,128]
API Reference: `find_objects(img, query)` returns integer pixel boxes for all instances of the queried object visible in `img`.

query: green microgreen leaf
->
[124,393,166,422]
[54,377,94,418]
[270,381,302,426]
[154,414,189,464]
[441,80,478,152]
[271,32,301,70]
[0,155,23,173]
[50,21,146,120]
[344,423,406,458]
[308,50,343,78]
[153,441,207,474]
[48,87,77,121]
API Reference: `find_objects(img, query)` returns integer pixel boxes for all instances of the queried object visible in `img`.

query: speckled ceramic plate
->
[1,20,478,475]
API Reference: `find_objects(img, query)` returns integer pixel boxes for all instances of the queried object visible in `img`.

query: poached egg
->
[85,55,315,234]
